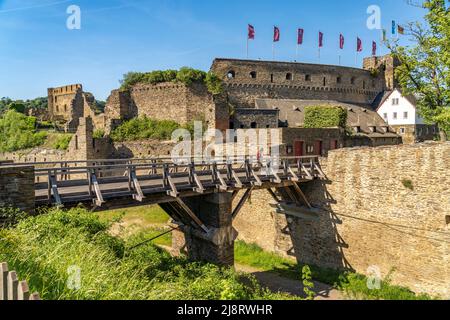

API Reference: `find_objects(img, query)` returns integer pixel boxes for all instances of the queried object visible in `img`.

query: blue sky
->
[0,0,425,100]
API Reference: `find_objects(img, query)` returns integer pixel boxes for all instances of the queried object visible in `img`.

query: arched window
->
[323,77,326,86]
[250,71,257,79]
[286,73,293,81]
[270,74,274,83]
[227,70,235,79]
[305,74,311,82]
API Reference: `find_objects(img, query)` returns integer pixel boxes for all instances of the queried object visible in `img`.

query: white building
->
[376,89,437,143]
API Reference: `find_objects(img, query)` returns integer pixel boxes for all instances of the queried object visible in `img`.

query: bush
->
[304,106,348,128]
[110,117,182,142]
[51,134,73,151]
[205,72,223,95]
[119,68,223,94]
[0,207,294,300]
[0,110,48,152]
[93,129,105,139]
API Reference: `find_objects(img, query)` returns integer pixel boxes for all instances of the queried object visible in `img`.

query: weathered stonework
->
[234,142,450,297]
[210,57,394,108]
[0,166,35,214]
[171,193,238,266]
[105,82,230,132]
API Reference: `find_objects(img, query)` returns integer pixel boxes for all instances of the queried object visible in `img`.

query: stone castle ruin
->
[1,54,407,163]
[1,54,448,298]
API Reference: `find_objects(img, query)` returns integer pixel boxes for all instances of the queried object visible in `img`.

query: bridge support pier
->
[171,193,238,267]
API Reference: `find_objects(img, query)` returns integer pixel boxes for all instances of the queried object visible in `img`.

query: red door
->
[330,140,338,150]
[314,140,323,156]
[294,141,304,157]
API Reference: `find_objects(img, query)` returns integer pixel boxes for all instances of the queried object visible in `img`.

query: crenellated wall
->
[234,142,450,298]
[211,58,388,108]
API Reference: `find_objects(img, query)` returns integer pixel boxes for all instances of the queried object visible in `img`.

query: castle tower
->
[363,54,400,91]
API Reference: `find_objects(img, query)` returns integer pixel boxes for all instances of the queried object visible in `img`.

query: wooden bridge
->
[0,156,324,266]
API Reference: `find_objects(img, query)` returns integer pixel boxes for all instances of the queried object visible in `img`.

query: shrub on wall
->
[304,106,348,128]
[119,68,223,95]
[110,116,182,142]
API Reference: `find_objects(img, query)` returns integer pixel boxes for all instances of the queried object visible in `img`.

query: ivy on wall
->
[303,106,348,128]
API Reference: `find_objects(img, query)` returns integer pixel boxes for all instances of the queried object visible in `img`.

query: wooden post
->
[7,271,18,300]
[0,262,8,300]
[18,281,30,300]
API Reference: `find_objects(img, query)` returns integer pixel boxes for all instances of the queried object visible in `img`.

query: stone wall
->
[234,142,450,297]
[211,58,386,108]
[0,166,35,214]
[105,82,228,131]
[233,109,279,129]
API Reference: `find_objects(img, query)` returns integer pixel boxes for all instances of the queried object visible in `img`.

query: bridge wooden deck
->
[2,156,324,234]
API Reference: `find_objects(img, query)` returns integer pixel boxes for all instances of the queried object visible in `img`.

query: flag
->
[357,37,363,52]
[319,31,324,48]
[297,28,304,45]
[339,34,344,49]
[382,29,387,42]
[248,24,255,40]
[372,41,377,56]
[274,26,280,42]
[398,25,405,35]
[392,20,396,35]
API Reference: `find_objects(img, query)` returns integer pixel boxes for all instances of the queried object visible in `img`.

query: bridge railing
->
[3,156,324,207]
[1,156,322,183]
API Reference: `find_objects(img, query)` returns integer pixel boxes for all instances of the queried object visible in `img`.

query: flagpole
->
[246,38,249,59]
[272,42,275,61]
[296,44,299,62]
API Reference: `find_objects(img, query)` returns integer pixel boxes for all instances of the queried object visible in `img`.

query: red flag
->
[339,34,344,49]
[319,31,324,48]
[297,28,304,45]
[274,26,280,42]
[248,24,255,40]
[372,41,377,56]
[357,37,363,52]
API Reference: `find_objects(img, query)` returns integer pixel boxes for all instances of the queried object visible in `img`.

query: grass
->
[41,132,73,151]
[0,208,294,300]
[235,241,341,285]
[98,205,170,227]
[234,241,434,300]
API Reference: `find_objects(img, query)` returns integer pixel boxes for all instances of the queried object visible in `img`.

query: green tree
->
[387,0,450,140]
[8,101,26,114]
